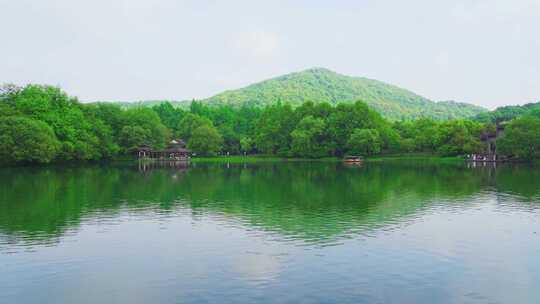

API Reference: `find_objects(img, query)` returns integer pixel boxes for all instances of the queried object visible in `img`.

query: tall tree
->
[119,126,152,153]
[436,120,484,156]
[188,125,223,156]
[290,116,330,158]
[152,102,186,132]
[240,137,254,154]
[176,113,213,142]
[498,116,540,159]
[0,116,60,164]
[255,103,296,155]
[347,129,382,156]
[121,108,170,150]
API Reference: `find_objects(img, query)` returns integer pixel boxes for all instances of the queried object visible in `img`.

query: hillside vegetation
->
[2,84,539,164]
[203,68,486,121]
[475,101,540,123]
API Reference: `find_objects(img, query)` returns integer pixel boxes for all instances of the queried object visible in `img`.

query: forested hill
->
[202,68,487,121]
[474,101,540,123]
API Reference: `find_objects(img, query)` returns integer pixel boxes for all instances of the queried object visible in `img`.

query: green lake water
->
[1,161,539,303]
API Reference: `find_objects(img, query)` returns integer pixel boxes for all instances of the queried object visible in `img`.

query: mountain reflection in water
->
[1,161,540,304]
[1,161,539,246]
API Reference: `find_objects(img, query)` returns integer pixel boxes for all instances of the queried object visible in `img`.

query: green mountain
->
[202,68,487,120]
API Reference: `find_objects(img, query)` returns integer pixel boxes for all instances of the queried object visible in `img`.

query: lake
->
[1,160,540,303]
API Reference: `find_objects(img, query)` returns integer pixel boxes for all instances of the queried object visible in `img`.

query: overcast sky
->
[1,0,539,109]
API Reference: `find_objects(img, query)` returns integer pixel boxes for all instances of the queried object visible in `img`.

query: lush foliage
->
[0,84,167,163]
[475,101,540,123]
[188,125,223,156]
[393,119,484,156]
[347,129,382,156]
[1,84,116,162]
[498,115,540,159]
[290,116,329,158]
[0,116,60,163]
[4,82,539,165]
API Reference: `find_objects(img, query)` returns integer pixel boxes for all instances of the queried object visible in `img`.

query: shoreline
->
[5,154,532,167]
[190,154,464,163]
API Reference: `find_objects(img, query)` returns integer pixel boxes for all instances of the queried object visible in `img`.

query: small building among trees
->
[137,139,191,161]
[470,123,506,162]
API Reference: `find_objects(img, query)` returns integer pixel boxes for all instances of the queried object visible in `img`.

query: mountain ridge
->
[201,67,486,120]
[474,101,540,122]
[100,68,487,121]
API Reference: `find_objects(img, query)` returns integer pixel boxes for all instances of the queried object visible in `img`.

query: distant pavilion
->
[137,139,191,161]
[470,123,506,162]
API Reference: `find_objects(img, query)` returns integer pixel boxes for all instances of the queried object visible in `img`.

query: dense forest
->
[1,84,539,165]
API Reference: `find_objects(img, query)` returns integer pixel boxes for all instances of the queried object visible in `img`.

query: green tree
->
[188,125,223,156]
[240,137,253,154]
[436,120,483,156]
[255,103,295,155]
[176,113,212,142]
[400,138,416,153]
[498,116,540,159]
[121,108,169,150]
[119,126,151,153]
[219,125,240,154]
[152,102,186,132]
[326,101,379,155]
[413,119,440,152]
[9,85,107,160]
[0,116,60,164]
[83,106,120,158]
[290,116,329,158]
[86,103,124,138]
[347,129,382,156]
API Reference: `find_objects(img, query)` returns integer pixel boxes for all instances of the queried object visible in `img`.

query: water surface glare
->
[1,161,540,303]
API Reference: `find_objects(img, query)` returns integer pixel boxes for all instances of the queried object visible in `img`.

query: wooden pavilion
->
[469,123,506,162]
[137,139,191,161]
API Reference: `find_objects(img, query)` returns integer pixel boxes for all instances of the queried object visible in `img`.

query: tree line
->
[1,84,539,164]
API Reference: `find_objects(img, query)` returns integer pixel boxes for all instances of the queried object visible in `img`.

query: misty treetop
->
[1,84,538,165]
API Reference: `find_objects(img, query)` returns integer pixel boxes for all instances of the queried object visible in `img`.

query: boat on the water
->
[343,155,364,164]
